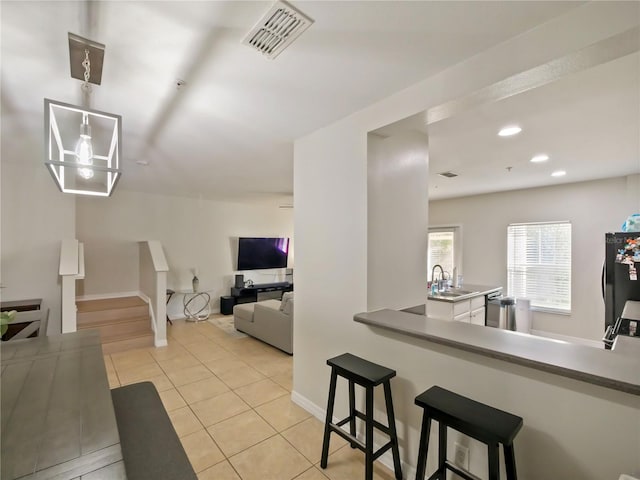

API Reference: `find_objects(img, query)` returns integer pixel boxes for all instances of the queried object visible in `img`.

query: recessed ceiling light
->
[551,170,566,177]
[498,125,522,137]
[136,160,149,166]
[531,154,549,163]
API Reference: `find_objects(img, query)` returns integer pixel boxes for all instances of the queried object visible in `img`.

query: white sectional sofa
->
[233,292,293,354]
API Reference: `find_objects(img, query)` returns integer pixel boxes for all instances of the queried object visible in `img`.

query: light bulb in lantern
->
[75,114,94,179]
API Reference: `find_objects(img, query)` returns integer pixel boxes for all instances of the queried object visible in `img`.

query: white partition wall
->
[293,3,640,478]
[367,132,429,312]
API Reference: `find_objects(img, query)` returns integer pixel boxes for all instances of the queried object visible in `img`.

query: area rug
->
[208,315,247,338]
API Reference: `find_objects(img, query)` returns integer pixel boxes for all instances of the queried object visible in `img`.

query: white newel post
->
[139,241,169,347]
[155,269,167,347]
[59,239,80,333]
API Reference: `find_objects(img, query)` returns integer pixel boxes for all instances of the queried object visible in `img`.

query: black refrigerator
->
[604,232,640,332]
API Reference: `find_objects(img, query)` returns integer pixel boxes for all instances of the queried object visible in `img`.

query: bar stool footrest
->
[336,412,392,436]
[371,441,393,461]
[353,411,392,435]
[328,422,394,460]
[328,423,366,450]
[336,416,352,427]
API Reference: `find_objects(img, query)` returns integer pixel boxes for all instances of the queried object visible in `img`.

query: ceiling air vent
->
[438,171,458,178]
[242,0,314,59]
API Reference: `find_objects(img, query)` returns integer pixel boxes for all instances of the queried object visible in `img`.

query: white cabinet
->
[470,307,486,326]
[470,296,485,310]
[427,299,458,321]
[427,296,486,325]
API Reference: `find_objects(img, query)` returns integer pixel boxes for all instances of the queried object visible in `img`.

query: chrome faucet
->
[431,264,445,291]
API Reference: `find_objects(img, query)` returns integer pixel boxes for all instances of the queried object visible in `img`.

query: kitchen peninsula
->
[351,306,639,478]
[355,308,640,395]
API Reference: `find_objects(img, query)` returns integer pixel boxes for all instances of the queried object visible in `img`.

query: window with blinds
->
[507,222,571,313]
[428,228,458,280]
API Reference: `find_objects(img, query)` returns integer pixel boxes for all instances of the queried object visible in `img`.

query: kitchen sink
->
[432,289,476,297]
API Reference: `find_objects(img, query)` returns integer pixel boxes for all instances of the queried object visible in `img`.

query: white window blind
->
[428,230,455,278]
[507,222,571,312]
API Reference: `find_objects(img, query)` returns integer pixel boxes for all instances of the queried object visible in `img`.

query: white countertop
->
[612,335,640,359]
[354,308,640,396]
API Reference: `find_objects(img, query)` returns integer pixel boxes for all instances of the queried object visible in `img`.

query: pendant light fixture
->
[75,112,94,179]
[45,33,121,197]
[75,49,95,180]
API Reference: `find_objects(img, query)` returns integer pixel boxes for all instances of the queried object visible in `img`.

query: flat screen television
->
[237,237,289,270]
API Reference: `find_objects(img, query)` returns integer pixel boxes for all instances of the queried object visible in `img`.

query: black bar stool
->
[414,386,523,480]
[320,353,403,480]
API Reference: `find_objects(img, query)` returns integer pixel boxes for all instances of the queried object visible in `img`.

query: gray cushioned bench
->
[111,382,197,480]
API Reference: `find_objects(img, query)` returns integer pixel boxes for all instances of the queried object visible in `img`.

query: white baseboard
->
[167,309,222,322]
[76,291,143,302]
[291,390,326,420]
[290,390,415,478]
[530,329,602,348]
[137,292,151,305]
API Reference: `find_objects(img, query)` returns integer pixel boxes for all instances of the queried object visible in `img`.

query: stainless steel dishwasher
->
[486,291,502,328]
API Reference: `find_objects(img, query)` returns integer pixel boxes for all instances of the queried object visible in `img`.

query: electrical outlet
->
[453,442,469,470]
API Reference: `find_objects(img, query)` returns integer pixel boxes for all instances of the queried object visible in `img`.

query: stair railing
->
[59,239,84,333]
[139,241,169,347]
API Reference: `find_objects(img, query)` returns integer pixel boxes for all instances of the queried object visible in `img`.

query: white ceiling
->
[1,1,587,203]
[426,51,640,199]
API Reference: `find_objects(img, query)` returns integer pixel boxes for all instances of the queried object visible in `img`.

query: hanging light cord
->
[81,49,91,106]
[76,48,94,181]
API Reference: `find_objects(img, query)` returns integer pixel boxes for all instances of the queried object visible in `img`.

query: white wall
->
[293,3,639,479]
[627,174,640,212]
[430,176,635,341]
[75,190,293,314]
[0,162,76,335]
[368,132,429,311]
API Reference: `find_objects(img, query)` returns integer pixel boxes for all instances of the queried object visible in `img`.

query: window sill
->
[531,306,571,316]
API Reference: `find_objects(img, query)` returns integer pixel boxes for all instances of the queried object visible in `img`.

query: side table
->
[180,290,212,322]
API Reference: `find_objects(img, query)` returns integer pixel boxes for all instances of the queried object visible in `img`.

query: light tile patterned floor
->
[105,316,396,480]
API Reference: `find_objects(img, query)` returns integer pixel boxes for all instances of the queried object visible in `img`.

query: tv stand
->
[230,282,293,305]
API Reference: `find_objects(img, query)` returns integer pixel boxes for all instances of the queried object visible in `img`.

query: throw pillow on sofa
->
[280,292,294,315]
